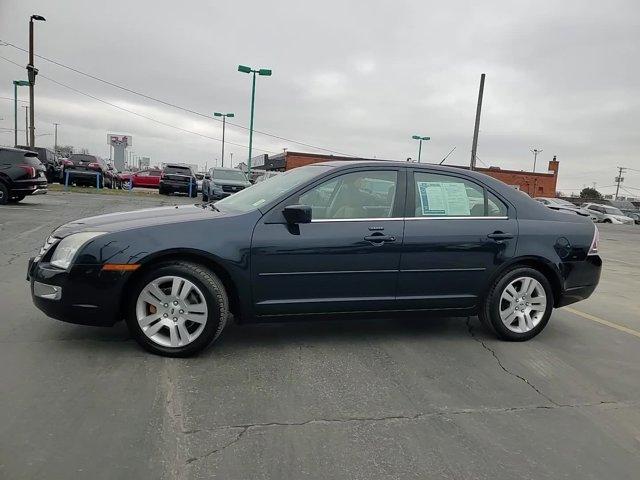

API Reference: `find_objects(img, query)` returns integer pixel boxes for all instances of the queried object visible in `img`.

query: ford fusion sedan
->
[28,161,601,357]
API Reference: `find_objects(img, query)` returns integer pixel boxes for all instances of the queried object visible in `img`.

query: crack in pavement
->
[184,427,249,466]
[465,317,564,407]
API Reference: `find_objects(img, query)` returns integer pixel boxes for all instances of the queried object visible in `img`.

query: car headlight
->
[50,232,106,269]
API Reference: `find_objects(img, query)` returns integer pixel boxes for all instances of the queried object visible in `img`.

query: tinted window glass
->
[216,165,333,213]
[164,166,192,175]
[488,191,508,216]
[0,149,41,167]
[69,154,98,164]
[299,170,397,220]
[412,172,486,217]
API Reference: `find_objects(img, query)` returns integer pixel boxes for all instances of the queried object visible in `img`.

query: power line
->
[0,95,29,104]
[0,40,356,156]
[0,54,275,153]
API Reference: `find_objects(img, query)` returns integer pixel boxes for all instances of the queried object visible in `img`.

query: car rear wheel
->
[126,261,229,357]
[479,267,553,341]
[9,194,26,203]
[0,183,9,205]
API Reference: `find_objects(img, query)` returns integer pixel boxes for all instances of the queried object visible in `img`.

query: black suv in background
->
[0,147,48,204]
[16,145,61,183]
[61,154,116,188]
[159,164,197,197]
[201,167,251,201]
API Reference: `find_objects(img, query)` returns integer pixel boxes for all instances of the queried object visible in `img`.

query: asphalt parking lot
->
[1,192,639,480]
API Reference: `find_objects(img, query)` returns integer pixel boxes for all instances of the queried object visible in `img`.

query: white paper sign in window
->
[417,181,471,216]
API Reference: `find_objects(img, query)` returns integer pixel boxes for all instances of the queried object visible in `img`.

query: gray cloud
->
[1,0,638,195]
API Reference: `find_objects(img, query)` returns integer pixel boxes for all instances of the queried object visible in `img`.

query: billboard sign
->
[108,134,132,148]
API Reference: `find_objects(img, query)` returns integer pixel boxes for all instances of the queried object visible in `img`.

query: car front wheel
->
[126,261,229,357]
[480,267,553,341]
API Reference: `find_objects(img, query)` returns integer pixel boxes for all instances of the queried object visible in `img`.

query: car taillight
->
[88,162,101,170]
[61,159,73,166]
[18,164,36,178]
[588,226,599,256]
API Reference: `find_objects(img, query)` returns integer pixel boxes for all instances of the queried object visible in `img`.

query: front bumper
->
[28,257,127,327]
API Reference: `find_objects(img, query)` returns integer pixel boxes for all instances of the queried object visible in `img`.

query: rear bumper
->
[28,257,126,327]
[13,177,48,194]
[557,255,602,307]
[160,180,195,193]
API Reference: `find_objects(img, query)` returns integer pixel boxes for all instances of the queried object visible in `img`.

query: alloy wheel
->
[499,276,547,333]
[135,275,208,348]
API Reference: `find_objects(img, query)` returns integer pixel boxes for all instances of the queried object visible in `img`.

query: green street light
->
[213,112,235,167]
[13,80,30,147]
[411,135,430,163]
[237,64,273,174]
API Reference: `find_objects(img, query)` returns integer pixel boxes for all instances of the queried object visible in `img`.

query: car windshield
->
[215,165,333,213]
[213,169,247,181]
[603,206,624,215]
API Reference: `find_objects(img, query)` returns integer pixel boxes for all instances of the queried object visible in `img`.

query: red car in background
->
[119,168,162,189]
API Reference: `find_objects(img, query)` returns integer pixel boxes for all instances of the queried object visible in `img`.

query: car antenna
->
[439,146,456,165]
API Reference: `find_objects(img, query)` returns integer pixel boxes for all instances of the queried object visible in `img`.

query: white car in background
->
[535,197,596,221]
[582,203,635,224]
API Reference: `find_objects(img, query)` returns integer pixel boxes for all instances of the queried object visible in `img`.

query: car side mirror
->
[283,204,312,224]
[205,174,211,180]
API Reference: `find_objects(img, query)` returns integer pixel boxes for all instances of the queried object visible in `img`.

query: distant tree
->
[555,191,565,198]
[580,187,602,200]
[55,145,74,158]
[80,148,89,154]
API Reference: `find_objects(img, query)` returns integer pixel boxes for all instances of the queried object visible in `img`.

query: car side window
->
[411,171,506,217]
[299,170,397,220]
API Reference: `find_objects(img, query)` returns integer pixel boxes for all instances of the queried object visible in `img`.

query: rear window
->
[0,149,42,167]
[69,154,98,164]
[164,165,192,175]
[212,169,247,181]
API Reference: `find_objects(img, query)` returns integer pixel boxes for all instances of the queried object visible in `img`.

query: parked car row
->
[535,197,638,225]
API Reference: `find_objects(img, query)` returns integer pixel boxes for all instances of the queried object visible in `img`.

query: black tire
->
[0,182,9,205]
[479,266,554,341]
[125,261,229,357]
[603,218,612,223]
[159,186,168,195]
[8,194,26,203]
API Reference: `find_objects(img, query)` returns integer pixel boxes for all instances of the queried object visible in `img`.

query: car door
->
[397,169,517,310]
[250,167,406,316]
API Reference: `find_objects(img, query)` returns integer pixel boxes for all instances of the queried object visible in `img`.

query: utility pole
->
[470,73,486,170]
[230,152,233,167]
[214,112,235,167]
[53,122,59,154]
[531,148,543,172]
[23,106,29,145]
[614,167,627,200]
[27,15,46,148]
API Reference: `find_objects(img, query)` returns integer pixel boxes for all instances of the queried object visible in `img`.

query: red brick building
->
[251,151,559,198]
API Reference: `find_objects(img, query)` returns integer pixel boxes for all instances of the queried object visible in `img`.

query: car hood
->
[211,179,251,187]
[53,204,224,238]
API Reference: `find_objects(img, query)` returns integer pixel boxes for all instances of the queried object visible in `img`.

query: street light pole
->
[238,65,272,175]
[54,122,59,154]
[13,80,29,147]
[23,106,29,145]
[531,148,543,172]
[214,112,235,167]
[28,15,46,148]
[411,135,430,163]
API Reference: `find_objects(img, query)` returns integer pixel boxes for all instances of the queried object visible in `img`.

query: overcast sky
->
[1,0,638,195]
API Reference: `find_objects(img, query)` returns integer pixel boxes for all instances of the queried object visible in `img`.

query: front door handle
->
[364,232,396,244]
[487,232,514,240]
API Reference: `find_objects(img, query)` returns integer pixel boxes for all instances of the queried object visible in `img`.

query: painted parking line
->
[564,307,640,339]
[1,207,55,212]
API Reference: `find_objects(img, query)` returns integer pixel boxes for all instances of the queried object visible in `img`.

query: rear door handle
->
[364,232,396,244]
[487,232,514,240]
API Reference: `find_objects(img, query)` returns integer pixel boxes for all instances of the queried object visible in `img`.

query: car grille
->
[222,185,245,193]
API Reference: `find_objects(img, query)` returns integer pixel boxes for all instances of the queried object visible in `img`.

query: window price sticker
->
[417,181,471,216]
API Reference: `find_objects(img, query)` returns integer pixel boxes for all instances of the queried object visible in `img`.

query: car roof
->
[0,146,39,156]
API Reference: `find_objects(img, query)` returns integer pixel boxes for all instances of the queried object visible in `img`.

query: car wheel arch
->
[119,250,243,322]
[483,256,563,308]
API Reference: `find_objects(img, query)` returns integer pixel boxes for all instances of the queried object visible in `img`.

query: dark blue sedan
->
[28,161,601,356]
